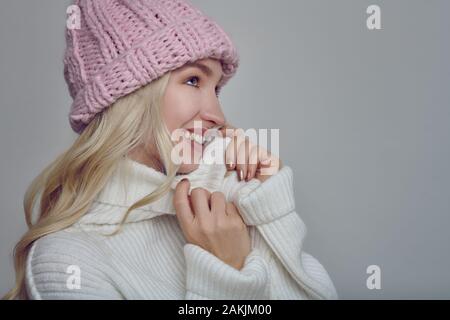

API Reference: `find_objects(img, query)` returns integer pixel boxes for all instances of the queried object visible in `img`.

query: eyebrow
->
[183,62,224,83]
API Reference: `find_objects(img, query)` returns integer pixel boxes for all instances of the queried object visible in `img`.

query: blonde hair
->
[3,71,181,299]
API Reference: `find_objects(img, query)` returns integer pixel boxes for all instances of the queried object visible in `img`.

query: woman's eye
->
[185,76,220,98]
[186,76,199,87]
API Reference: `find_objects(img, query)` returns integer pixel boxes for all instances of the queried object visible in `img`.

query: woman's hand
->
[173,179,251,270]
[219,125,282,183]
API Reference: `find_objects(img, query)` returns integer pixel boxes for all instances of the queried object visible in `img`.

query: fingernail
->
[239,169,244,181]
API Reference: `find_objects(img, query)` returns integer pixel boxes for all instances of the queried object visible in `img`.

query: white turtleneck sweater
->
[25,137,338,300]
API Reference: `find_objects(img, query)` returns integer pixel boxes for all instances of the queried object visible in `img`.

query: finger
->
[225,134,237,170]
[225,128,245,168]
[257,151,281,177]
[190,187,211,219]
[255,147,271,178]
[246,144,259,181]
[236,136,250,181]
[219,124,237,138]
[225,201,239,218]
[226,202,246,225]
[210,191,226,217]
[173,179,194,225]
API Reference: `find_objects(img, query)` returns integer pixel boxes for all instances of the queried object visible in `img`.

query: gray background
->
[1,0,449,299]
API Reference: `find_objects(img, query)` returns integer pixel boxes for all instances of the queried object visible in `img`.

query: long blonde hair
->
[3,71,181,299]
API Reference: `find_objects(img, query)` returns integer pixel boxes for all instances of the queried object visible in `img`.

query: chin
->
[174,140,204,174]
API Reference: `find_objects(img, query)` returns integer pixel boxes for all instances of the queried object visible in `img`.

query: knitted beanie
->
[64,0,240,134]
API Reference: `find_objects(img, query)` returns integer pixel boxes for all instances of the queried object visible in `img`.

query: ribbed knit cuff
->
[184,244,269,300]
[233,166,296,226]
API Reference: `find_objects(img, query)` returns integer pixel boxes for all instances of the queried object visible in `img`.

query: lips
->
[182,128,217,151]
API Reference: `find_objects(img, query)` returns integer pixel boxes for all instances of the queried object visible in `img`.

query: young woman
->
[4,0,338,300]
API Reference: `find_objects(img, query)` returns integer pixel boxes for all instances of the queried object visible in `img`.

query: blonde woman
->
[3,0,338,300]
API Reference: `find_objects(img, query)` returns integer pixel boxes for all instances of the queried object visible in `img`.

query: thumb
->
[173,178,193,226]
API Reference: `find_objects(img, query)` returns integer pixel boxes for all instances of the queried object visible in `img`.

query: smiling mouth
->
[190,134,216,151]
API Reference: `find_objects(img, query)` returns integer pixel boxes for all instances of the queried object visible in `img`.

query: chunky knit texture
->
[24,153,339,299]
[64,0,239,134]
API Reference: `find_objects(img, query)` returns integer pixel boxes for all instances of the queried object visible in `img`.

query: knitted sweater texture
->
[25,140,338,299]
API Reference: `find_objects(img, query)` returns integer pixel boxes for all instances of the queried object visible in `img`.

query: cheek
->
[162,86,199,133]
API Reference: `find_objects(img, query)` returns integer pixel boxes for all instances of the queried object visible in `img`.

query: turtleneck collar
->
[76,136,261,226]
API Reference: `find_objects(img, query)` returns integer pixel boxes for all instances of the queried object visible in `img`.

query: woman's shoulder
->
[26,229,105,278]
[25,228,118,299]
[25,228,120,299]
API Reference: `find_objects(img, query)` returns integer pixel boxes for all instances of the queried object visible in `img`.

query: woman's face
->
[162,58,226,174]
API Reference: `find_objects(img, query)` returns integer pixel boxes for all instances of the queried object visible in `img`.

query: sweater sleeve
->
[183,243,270,300]
[232,165,339,300]
[25,232,124,300]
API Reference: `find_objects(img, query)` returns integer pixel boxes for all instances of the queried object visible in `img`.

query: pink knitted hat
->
[64,0,239,134]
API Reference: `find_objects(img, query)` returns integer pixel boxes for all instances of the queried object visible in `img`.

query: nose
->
[198,100,226,128]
